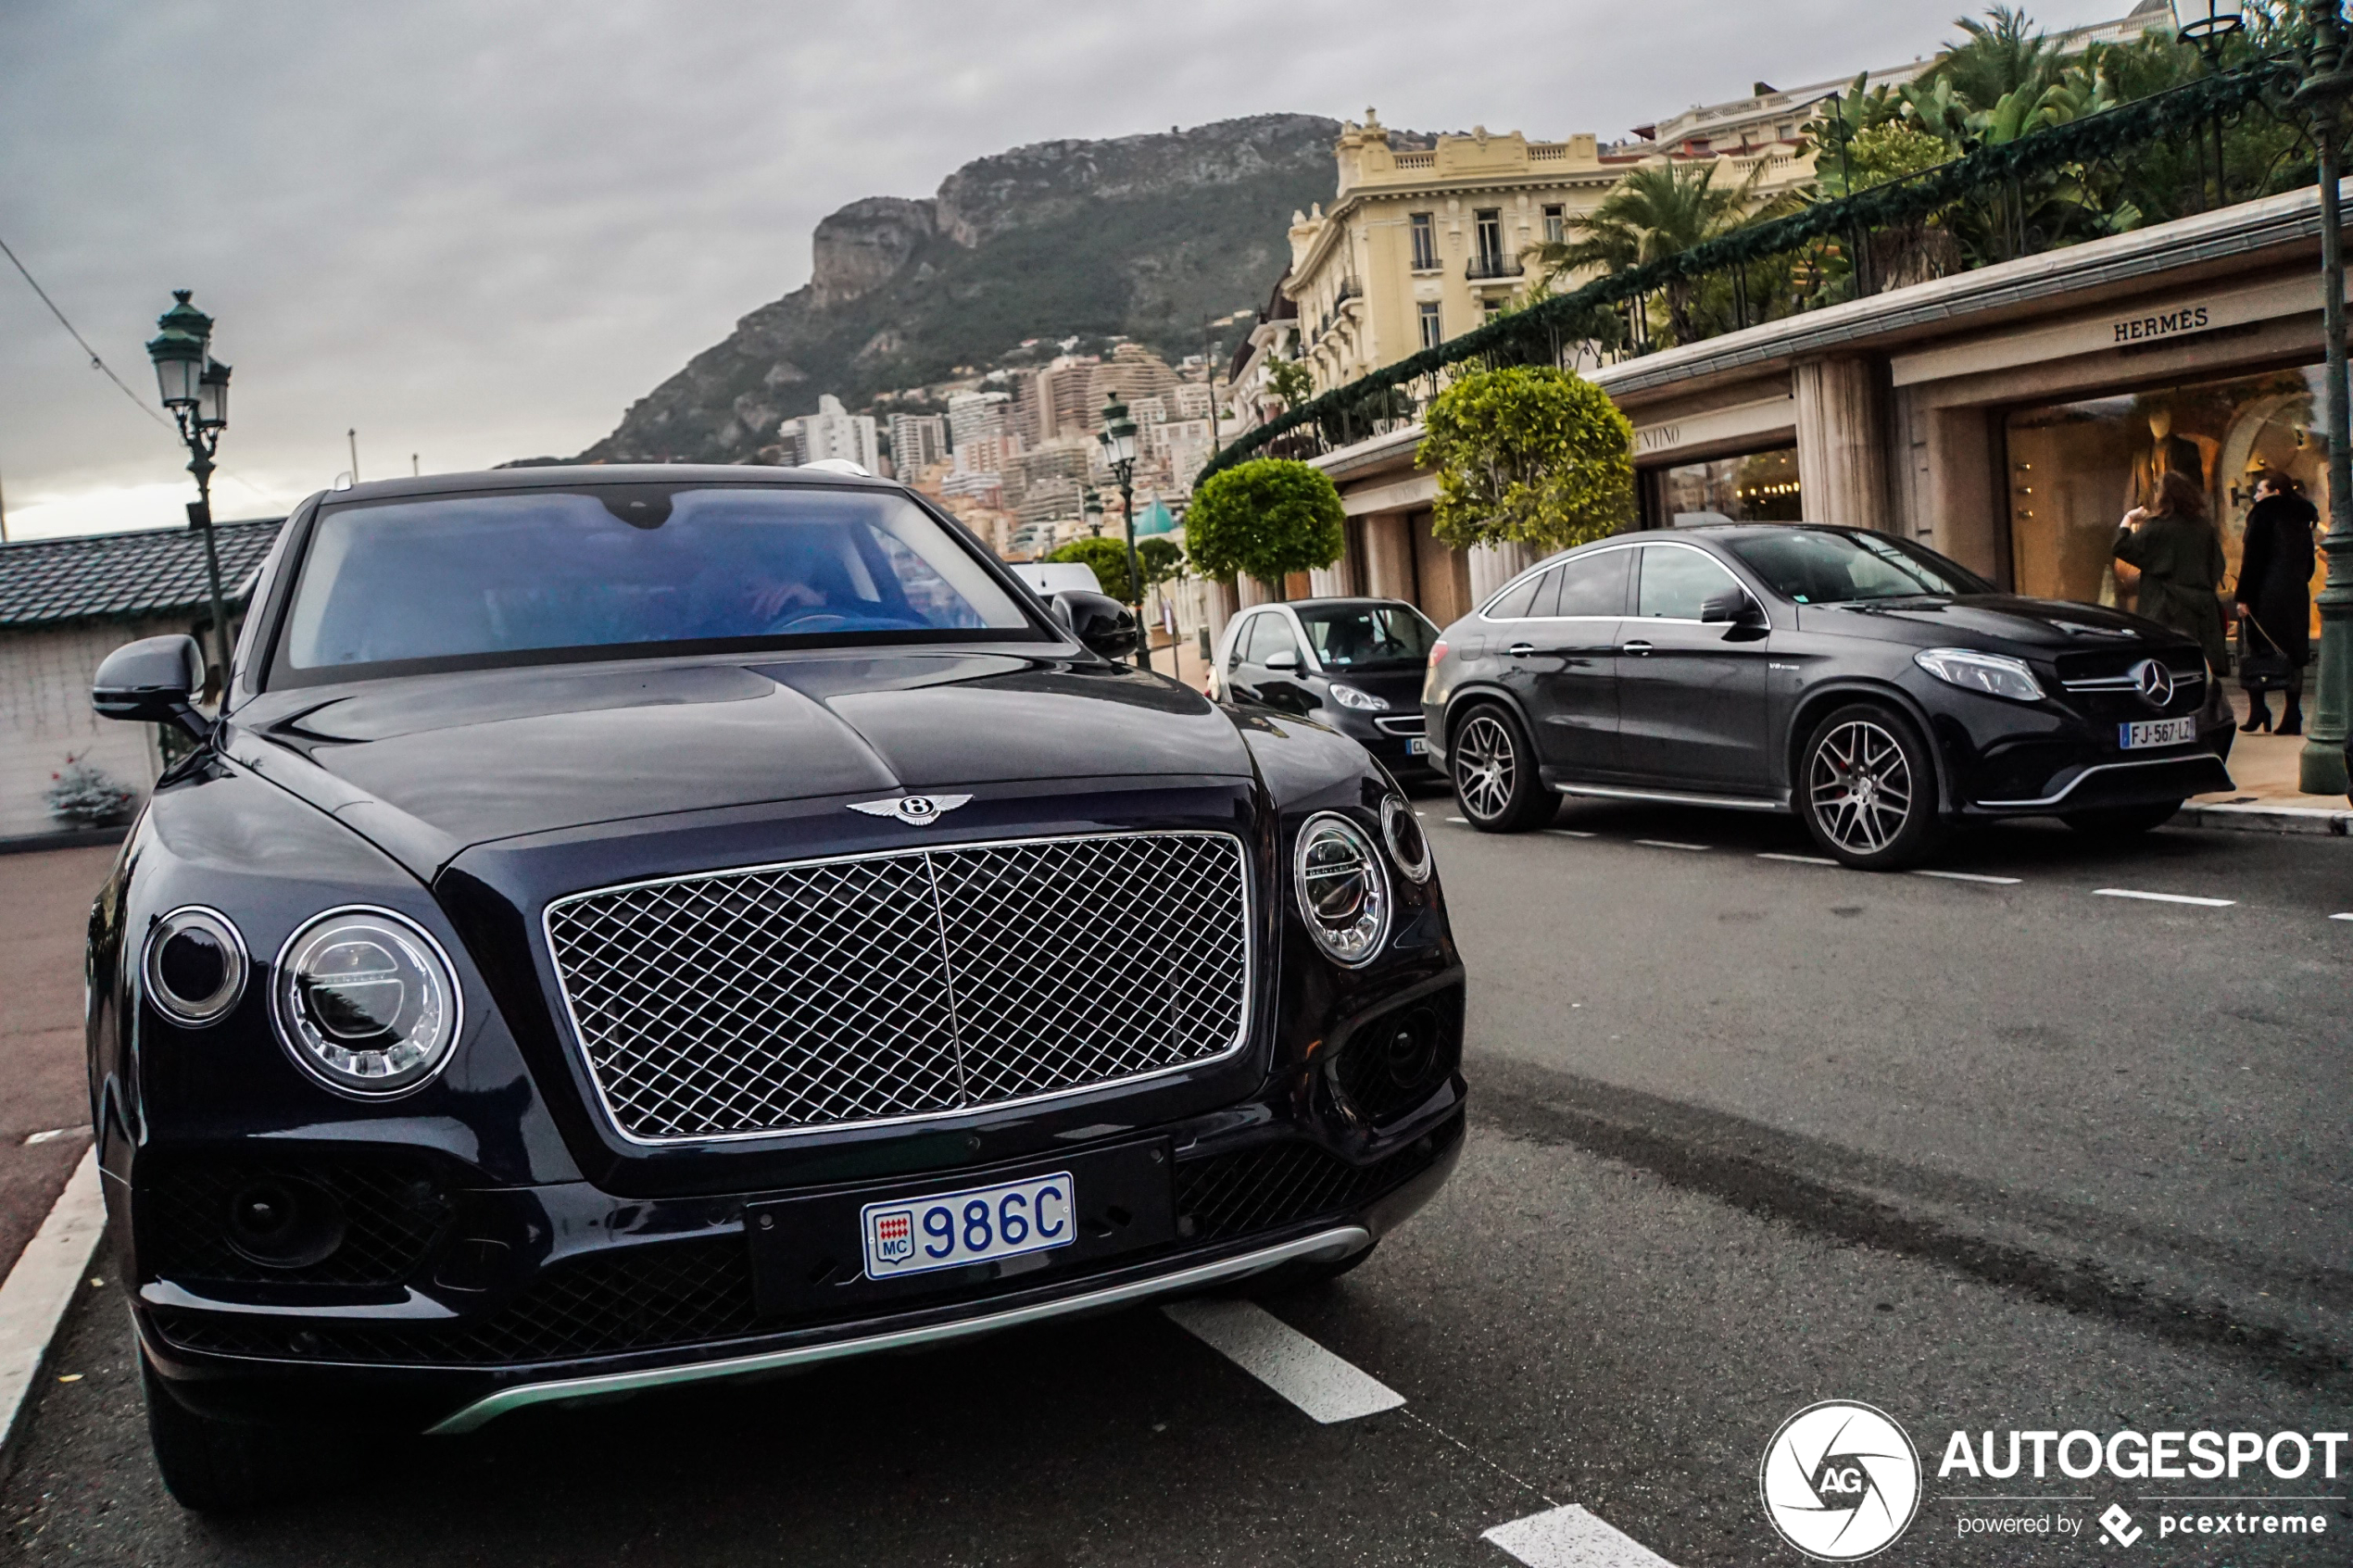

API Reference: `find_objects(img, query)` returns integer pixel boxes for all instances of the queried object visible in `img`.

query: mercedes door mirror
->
[1264,648,1302,671]
[92,633,212,741]
[1050,591,1139,659]
[1701,590,1764,626]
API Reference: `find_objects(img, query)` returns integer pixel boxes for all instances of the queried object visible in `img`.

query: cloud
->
[0,0,2130,535]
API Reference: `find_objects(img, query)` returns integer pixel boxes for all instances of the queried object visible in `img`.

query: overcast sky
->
[0,0,2123,540]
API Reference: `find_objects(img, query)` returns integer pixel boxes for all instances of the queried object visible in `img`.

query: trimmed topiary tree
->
[1183,458,1345,597]
[1417,366,1635,553]
[1046,536,1135,598]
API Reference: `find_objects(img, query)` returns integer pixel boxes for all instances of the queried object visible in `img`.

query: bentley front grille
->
[543,832,1253,1142]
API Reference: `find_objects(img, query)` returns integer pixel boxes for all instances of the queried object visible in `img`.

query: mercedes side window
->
[1634,546,1742,621]
[1550,549,1629,617]
[1485,569,1553,621]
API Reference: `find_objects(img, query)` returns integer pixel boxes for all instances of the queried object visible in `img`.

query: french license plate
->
[862,1171,1074,1281]
[1406,737,1430,756]
[2120,717,2198,749]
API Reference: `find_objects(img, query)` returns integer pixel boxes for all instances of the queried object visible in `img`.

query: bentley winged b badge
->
[848,794,975,826]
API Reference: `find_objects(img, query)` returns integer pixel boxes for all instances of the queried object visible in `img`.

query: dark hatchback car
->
[1422,523,2235,868]
[87,466,1465,1509]
[1213,597,1442,783]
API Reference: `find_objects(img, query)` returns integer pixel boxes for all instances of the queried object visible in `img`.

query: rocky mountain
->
[576,114,1340,465]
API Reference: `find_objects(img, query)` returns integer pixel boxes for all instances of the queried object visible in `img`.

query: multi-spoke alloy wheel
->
[1450,707,1551,831]
[1799,706,1942,869]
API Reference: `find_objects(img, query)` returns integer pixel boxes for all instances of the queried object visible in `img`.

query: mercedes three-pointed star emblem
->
[2131,659,2175,709]
[847,794,975,826]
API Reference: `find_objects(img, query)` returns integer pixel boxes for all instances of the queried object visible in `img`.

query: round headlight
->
[1380,797,1433,884]
[1292,812,1392,967]
[271,908,461,1097]
[144,907,248,1025]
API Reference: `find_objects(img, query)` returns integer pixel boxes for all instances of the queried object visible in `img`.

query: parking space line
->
[1161,1299,1404,1424]
[1484,1503,1680,1566]
[1634,839,1709,851]
[1757,851,1836,866]
[1446,816,1470,824]
[2094,887,2235,908]
[2333,912,2352,922]
[1545,829,1596,838]
[1914,870,2022,885]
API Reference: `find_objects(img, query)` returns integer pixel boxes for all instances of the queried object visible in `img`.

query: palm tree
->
[1928,6,2066,113]
[1522,162,1765,343]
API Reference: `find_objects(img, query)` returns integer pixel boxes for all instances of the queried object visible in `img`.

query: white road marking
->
[1914,870,2022,885]
[1446,816,1470,824]
[1756,851,1836,866]
[1484,1503,1680,1566]
[1545,829,1596,838]
[2095,887,2235,908]
[2333,912,2353,922]
[20,1126,89,1148]
[1162,1298,1403,1424]
[0,1147,105,1451]
[1633,839,1709,851]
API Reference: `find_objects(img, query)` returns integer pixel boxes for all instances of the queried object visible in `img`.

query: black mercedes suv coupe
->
[1421,523,2235,869]
[87,465,1465,1509]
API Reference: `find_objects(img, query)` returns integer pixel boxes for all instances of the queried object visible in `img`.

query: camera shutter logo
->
[1759,1400,1921,1561]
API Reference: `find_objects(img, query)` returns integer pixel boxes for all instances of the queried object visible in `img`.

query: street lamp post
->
[1096,392,1149,671]
[1084,488,1104,537]
[2174,0,2244,205]
[144,291,235,696]
[2296,0,2353,795]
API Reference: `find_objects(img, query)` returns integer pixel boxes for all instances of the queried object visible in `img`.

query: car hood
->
[1800,594,2187,651]
[224,653,1252,873]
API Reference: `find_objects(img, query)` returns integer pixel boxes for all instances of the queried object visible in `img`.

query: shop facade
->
[1301,182,2342,656]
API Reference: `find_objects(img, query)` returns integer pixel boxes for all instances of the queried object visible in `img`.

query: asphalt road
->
[6,808,2349,1565]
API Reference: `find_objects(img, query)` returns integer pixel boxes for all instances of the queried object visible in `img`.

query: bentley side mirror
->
[1050,590,1139,660]
[1264,649,1302,671]
[1701,590,1765,626]
[93,633,212,741]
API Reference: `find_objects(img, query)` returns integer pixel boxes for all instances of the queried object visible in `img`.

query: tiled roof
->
[0,519,283,630]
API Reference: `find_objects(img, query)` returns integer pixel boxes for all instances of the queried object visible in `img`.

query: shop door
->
[1615,543,1773,792]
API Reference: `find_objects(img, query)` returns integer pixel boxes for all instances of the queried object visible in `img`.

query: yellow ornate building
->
[1277,109,1816,396]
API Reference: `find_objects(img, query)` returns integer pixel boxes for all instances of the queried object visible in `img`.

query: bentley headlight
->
[1380,797,1433,884]
[144,907,248,1025]
[1327,683,1390,712]
[1914,646,2045,702]
[271,908,460,1096]
[1293,813,1392,966]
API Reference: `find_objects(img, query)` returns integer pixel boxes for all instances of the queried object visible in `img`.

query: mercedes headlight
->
[1913,646,2045,702]
[271,908,461,1097]
[1293,813,1392,966]
[1327,683,1390,711]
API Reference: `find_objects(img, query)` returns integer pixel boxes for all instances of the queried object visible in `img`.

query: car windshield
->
[1294,603,1440,671]
[1723,530,1992,604]
[273,484,1038,681]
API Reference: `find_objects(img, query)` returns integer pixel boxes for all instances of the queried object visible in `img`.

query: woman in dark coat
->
[2115,470,2229,673]
[2233,471,2318,734]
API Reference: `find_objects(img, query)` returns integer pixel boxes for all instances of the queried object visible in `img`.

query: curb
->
[0,826,128,859]
[2180,801,2352,836]
[0,1146,105,1468]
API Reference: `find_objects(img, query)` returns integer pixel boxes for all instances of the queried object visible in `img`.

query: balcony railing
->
[1201,52,2312,483]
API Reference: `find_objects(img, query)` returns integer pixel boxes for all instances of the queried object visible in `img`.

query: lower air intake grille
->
[1176,1123,1459,1244]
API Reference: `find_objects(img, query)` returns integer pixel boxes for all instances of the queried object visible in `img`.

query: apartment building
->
[887,411,948,477]
[786,394,880,471]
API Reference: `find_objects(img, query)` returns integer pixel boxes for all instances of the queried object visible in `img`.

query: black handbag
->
[2237,617,2295,692]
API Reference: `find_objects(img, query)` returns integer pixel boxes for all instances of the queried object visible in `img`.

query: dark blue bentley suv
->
[1421,523,2235,869]
[87,466,1465,1509]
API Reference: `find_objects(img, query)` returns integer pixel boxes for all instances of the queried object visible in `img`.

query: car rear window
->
[272,484,1038,683]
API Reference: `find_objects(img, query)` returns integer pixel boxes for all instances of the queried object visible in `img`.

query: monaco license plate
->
[2120,717,2198,750]
[1406,737,1430,756]
[862,1171,1074,1281]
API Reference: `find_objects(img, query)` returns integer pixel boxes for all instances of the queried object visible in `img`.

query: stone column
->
[1361,513,1416,601]
[1793,357,1893,530]
[1202,578,1239,646]
[1309,562,1349,597]
[1467,539,1536,604]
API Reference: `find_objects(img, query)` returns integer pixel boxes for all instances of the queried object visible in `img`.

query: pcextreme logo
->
[1760,1401,1923,1561]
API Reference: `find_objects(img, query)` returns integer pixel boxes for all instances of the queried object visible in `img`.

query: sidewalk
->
[2185,692,2351,836]
[0,846,111,1281]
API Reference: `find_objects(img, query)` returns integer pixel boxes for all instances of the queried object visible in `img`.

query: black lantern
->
[2172,0,2244,54]
[145,290,235,693]
[197,358,232,431]
[145,291,211,409]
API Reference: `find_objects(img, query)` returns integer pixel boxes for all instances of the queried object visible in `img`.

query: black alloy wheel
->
[1798,704,1944,870]
[1450,706,1554,832]
[2061,800,2183,837]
